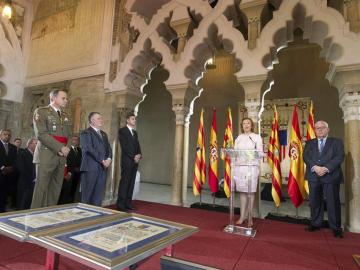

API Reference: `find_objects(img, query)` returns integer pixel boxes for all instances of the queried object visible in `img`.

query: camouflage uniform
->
[31,105,71,208]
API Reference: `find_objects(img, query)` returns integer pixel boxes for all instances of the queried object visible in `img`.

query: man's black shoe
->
[333,229,343,238]
[305,225,321,232]
[126,205,135,211]
[116,206,127,212]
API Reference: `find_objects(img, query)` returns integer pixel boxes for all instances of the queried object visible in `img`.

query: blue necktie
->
[319,139,324,153]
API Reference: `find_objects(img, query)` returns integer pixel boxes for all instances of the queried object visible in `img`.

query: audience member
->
[16,138,37,210]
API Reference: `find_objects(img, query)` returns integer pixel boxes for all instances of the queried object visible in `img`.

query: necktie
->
[4,143,8,155]
[319,139,324,153]
[57,110,61,118]
[97,130,102,139]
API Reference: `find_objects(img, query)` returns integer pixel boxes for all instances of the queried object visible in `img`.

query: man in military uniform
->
[31,89,72,208]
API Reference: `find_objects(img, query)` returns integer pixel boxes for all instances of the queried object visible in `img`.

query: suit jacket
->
[118,126,141,165]
[16,149,35,189]
[67,146,82,173]
[0,142,17,178]
[80,127,112,172]
[33,105,71,165]
[303,137,344,184]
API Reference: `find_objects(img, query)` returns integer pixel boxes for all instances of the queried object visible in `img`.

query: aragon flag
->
[208,108,219,193]
[267,105,282,207]
[193,109,206,196]
[304,101,316,194]
[287,105,306,208]
[221,107,233,198]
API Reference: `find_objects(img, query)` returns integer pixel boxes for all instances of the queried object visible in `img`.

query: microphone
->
[249,136,256,149]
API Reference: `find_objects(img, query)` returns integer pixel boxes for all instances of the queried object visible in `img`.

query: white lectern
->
[222,148,262,237]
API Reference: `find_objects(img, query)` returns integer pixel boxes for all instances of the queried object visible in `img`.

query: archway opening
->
[259,28,344,216]
[136,66,175,185]
[188,49,245,191]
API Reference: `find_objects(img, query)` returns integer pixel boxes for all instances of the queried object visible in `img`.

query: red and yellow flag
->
[208,108,218,193]
[221,107,234,198]
[193,109,206,196]
[304,101,316,194]
[267,105,282,207]
[287,105,306,208]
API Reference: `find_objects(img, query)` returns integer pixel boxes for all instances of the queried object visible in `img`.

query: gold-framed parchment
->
[353,255,360,268]
[0,203,122,241]
[30,213,198,270]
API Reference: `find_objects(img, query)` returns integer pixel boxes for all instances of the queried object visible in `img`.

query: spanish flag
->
[193,109,206,196]
[267,105,282,207]
[287,105,306,208]
[304,101,316,194]
[208,108,218,193]
[221,107,234,198]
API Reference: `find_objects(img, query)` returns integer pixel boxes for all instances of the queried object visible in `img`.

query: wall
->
[26,0,113,86]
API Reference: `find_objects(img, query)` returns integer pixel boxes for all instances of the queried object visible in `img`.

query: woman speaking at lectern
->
[233,118,263,226]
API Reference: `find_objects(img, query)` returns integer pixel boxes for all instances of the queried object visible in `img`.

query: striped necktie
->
[319,139,324,153]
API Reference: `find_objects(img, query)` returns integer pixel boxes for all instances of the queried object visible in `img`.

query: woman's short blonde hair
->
[240,117,255,133]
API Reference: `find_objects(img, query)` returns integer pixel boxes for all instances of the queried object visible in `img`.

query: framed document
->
[30,213,198,269]
[353,255,360,267]
[0,203,121,241]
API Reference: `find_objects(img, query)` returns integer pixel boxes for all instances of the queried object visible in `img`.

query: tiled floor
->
[134,182,345,225]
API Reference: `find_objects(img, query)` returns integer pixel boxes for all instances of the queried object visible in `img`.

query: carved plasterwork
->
[31,0,80,40]
[9,3,25,47]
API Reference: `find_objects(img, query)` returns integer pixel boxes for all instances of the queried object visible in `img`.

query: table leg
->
[164,244,174,257]
[45,250,59,270]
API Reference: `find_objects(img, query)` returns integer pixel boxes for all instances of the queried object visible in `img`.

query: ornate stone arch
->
[109,0,212,92]
[257,0,360,77]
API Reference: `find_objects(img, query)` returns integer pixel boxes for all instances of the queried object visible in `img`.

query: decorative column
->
[344,0,360,33]
[340,91,360,233]
[102,91,142,205]
[332,70,360,233]
[182,114,191,203]
[167,83,198,206]
[239,0,267,49]
[238,76,266,218]
[171,104,190,205]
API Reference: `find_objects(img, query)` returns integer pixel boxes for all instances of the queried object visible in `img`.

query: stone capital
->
[112,90,143,110]
[172,104,190,125]
[340,90,360,122]
[331,70,360,122]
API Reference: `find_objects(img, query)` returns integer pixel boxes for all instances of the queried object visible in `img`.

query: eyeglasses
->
[315,127,327,130]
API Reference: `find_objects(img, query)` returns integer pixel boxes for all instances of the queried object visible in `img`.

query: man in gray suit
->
[303,120,344,238]
[80,112,112,206]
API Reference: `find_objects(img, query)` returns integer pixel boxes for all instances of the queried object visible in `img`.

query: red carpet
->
[0,200,359,270]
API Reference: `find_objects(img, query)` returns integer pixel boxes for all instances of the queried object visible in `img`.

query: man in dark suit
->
[117,112,141,212]
[59,135,82,204]
[304,120,345,238]
[0,129,18,212]
[16,138,37,210]
[67,135,82,202]
[80,112,112,206]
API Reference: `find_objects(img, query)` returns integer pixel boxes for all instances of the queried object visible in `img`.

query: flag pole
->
[295,207,299,218]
